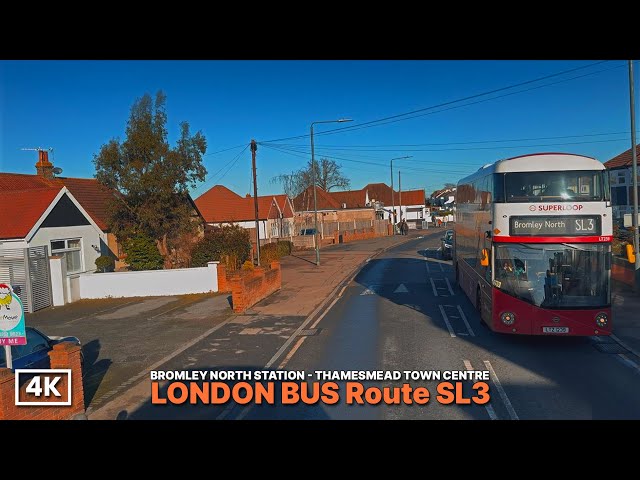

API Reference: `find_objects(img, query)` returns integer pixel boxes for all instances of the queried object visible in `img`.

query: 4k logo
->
[15,369,72,406]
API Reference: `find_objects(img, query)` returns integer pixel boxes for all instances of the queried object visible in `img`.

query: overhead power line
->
[259,60,617,144]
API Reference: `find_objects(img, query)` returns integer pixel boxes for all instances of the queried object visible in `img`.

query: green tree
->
[123,234,164,271]
[93,91,207,263]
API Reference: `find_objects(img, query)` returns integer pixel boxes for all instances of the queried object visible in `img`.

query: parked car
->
[441,229,454,260]
[0,326,82,371]
[300,228,317,236]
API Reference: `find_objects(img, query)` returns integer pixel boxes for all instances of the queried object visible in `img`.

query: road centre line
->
[463,360,497,420]
[438,305,456,338]
[483,360,519,420]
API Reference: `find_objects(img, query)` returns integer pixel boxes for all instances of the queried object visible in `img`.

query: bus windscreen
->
[502,170,605,202]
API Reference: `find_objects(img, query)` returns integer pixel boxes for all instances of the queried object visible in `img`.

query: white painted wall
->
[49,256,68,306]
[0,239,28,250]
[30,225,104,274]
[68,261,219,300]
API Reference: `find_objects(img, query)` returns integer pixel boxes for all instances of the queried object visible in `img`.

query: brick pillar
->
[0,369,13,420]
[216,262,229,292]
[49,343,85,416]
[230,274,245,313]
[270,261,282,289]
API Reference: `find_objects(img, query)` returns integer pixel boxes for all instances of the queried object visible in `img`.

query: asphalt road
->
[240,232,640,420]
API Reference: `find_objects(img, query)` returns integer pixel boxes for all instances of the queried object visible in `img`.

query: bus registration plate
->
[543,326,569,334]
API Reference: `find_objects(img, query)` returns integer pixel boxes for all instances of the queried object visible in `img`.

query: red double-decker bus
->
[454,153,612,336]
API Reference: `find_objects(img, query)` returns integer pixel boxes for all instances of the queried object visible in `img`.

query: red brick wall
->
[217,263,229,292]
[333,227,389,244]
[0,343,85,420]
[230,261,282,313]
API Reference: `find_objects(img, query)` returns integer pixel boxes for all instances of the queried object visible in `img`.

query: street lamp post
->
[390,156,412,232]
[311,118,353,266]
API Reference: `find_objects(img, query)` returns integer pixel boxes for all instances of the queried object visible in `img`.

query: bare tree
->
[271,158,350,197]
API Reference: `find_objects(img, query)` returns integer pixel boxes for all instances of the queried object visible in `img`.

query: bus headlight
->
[595,312,608,328]
[501,312,515,325]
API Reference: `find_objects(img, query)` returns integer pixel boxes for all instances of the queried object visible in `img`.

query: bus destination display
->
[509,215,601,236]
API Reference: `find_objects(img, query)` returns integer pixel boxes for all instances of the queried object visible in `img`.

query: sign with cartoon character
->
[0,283,26,346]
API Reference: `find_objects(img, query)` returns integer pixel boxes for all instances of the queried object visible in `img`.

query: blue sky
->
[1,60,637,197]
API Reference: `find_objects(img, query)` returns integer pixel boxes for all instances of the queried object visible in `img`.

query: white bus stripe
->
[430,278,438,296]
[438,305,456,337]
[483,360,519,420]
[464,360,497,420]
[445,278,455,296]
[457,305,475,337]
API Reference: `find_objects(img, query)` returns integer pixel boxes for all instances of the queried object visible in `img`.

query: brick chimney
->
[35,150,54,179]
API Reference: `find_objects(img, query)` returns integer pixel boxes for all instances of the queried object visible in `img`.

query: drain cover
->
[299,328,322,336]
[593,343,629,354]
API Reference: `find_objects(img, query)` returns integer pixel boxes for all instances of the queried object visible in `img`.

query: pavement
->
[611,281,640,358]
[87,231,424,419]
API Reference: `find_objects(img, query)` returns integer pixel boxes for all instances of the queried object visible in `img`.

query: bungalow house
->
[195,185,295,240]
[1,151,206,269]
[0,186,106,275]
[604,144,640,221]
[293,183,427,230]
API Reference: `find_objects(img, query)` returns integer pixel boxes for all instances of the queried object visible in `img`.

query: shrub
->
[123,233,164,271]
[241,260,255,271]
[191,225,251,270]
[259,240,292,266]
[95,255,115,273]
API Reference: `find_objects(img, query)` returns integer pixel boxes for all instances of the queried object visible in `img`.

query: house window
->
[51,238,83,273]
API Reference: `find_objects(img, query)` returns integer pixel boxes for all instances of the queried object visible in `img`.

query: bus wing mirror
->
[480,248,489,267]
[626,244,636,264]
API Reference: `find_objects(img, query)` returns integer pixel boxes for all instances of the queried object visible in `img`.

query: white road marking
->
[394,283,409,293]
[425,261,431,274]
[457,305,475,337]
[439,263,444,272]
[438,305,456,337]
[615,353,640,376]
[463,360,497,420]
[430,278,438,296]
[360,288,376,295]
[611,333,640,359]
[278,337,306,369]
[445,278,455,296]
[483,360,519,420]
[310,296,341,329]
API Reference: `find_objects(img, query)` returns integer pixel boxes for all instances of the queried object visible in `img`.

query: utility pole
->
[399,170,402,223]
[629,61,640,290]
[391,160,395,226]
[251,139,260,265]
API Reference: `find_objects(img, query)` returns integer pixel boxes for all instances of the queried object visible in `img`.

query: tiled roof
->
[364,183,425,207]
[398,189,426,206]
[0,173,115,231]
[195,185,293,223]
[292,186,342,211]
[0,188,61,239]
[604,145,640,170]
[330,189,368,208]
[292,183,426,211]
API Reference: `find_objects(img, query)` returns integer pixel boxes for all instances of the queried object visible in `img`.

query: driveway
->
[26,293,232,413]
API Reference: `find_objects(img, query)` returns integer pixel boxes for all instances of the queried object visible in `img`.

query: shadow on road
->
[81,339,112,409]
